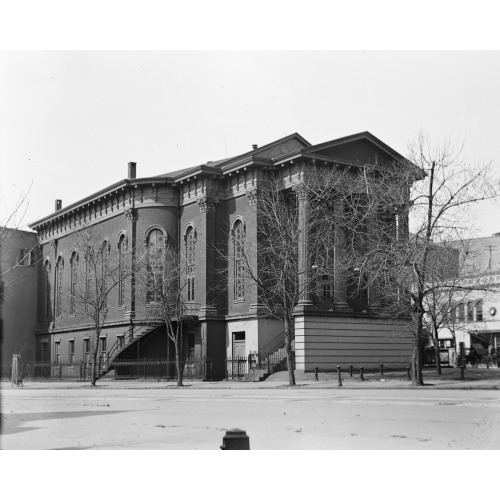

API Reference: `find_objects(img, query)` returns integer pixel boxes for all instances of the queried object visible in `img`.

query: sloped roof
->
[304,131,407,162]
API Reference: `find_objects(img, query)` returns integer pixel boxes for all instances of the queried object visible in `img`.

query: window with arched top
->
[476,299,484,322]
[232,219,245,300]
[70,251,78,315]
[44,260,51,319]
[118,234,126,307]
[101,240,111,309]
[186,226,195,303]
[146,228,166,303]
[55,256,64,318]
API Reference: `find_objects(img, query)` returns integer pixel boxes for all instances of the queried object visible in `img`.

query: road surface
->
[1,381,499,449]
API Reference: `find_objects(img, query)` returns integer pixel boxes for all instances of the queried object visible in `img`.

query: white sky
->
[2,50,499,236]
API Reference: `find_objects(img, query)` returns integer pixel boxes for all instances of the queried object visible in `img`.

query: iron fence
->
[225,352,295,380]
[79,357,213,380]
[1,361,81,380]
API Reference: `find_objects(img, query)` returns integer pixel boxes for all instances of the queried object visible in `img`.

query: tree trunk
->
[411,325,424,386]
[174,339,183,387]
[284,317,296,386]
[91,333,100,386]
[433,327,442,376]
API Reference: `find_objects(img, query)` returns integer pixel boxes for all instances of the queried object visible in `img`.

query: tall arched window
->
[118,234,126,307]
[101,240,110,309]
[44,260,51,319]
[476,299,484,321]
[55,256,64,318]
[233,219,245,300]
[146,228,165,303]
[70,251,78,315]
[186,226,195,303]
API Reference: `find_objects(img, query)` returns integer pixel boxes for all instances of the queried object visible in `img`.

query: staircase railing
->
[98,322,163,377]
[255,330,295,377]
[105,322,159,364]
[258,330,286,357]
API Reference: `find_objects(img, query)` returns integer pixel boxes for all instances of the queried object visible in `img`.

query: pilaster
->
[197,196,219,318]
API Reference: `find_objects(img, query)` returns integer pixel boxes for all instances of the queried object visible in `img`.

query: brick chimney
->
[55,199,62,211]
[128,162,137,180]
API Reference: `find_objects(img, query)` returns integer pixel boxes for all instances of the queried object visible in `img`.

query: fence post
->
[460,365,465,380]
[337,365,342,387]
[380,364,384,376]
[315,366,319,381]
[360,367,364,381]
[349,365,353,377]
[407,364,411,381]
[458,342,465,367]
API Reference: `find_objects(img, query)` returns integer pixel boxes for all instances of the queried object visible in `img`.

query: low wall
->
[294,315,413,372]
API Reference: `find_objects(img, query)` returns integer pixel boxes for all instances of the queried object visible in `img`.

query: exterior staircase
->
[98,323,163,378]
[245,332,295,381]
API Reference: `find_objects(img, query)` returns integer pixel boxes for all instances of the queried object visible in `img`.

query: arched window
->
[146,228,166,303]
[70,251,78,315]
[101,240,111,309]
[467,301,474,322]
[44,260,51,319]
[186,226,195,303]
[233,219,245,300]
[55,256,64,318]
[118,234,126,307]
[476,299,484,322]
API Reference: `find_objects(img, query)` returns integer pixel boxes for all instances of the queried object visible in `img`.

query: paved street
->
[1,378,499,449]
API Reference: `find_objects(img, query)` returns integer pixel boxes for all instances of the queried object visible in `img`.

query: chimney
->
[55,199,62,211]
[128,162,137,180]
[252,144,258,150]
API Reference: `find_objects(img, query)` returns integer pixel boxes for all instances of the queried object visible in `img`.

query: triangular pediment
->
[305,131,405,165]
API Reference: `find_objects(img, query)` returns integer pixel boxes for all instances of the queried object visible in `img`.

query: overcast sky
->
[1,51,499,236]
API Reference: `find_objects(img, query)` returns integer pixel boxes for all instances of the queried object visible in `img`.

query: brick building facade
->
[28,132,414,379]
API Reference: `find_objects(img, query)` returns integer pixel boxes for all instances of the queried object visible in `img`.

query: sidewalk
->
[2,368,499,391]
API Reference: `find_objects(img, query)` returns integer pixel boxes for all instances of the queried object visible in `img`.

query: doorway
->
[232,332,246,358]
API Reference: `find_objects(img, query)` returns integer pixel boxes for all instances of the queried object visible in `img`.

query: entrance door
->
[232,332,246,378]
[232,332,245,358]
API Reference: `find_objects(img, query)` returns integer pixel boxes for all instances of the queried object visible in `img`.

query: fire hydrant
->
[220,429,250,450]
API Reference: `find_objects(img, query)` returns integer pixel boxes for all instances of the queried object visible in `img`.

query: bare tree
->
[0,185,35,302]
[138,238,195,387]
[71,226,132,386]
[343,134,499,385]
[220,171,345,387]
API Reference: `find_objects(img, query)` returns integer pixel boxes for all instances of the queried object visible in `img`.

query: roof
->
[304,131,408,162]
[29,131,410,228]
[453,233,500,274]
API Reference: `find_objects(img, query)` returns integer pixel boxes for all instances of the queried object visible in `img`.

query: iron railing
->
[226,351,295,380]
[1,361,81,379]
[80,356,212,380]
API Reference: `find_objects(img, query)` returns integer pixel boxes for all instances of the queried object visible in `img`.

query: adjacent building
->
[436,233,500,364]
[0,228,38,375]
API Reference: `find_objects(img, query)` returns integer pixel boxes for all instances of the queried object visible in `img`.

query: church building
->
[29,132,413,380]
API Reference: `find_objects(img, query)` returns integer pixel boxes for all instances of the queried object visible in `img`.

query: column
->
[294,184,313,307]
[333,198,351,311]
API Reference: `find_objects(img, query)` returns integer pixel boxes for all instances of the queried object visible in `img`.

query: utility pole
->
[486,244,497,272]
